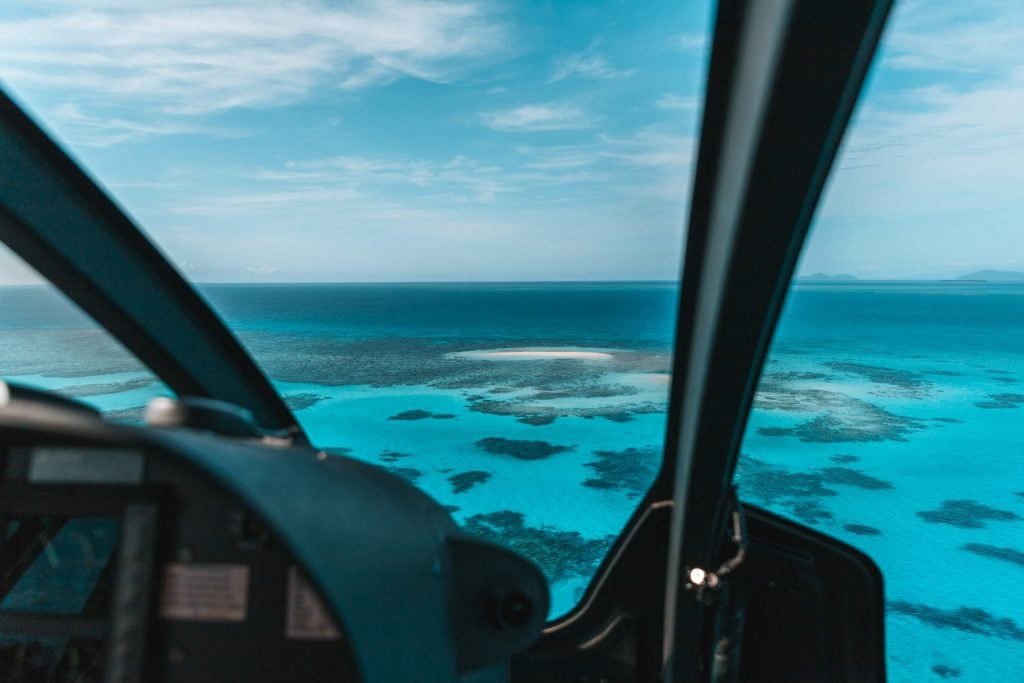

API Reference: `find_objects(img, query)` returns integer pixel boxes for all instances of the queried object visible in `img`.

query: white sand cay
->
[452,348,615,361]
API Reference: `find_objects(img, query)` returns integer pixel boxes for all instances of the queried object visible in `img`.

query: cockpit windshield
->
[0,0,711,618]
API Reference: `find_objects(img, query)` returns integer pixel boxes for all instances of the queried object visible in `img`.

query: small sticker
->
[160,563,250,622]
[286,566,340,640]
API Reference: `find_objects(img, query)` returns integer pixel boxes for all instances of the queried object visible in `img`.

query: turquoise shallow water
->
[1,281,1022,680]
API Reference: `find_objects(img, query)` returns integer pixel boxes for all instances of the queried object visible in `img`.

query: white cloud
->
[601,126,696,170]
[0,0,509,116]
[656,93,700,112]
[174,187,364,215]
[823,68,1024,221]
[549,52,635,82]
[48,102,232,146]
[881,1,1024,74]
[268,154,508,203]
[666,32,707,52]
[481,103,593,132]
[798,6,1024,279]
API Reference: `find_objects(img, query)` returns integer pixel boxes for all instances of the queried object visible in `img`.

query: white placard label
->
[160,563,250,622]
[286,566,340,640]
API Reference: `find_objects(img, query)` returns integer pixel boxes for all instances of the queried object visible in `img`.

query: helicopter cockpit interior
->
[7,0,1015,680]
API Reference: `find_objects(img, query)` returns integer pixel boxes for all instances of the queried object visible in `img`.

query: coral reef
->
[461,510,615,584]
[448,470,491,494]
[582,446,659,499]
[917,500,1021,529]
[888,601,1024,641]
[475,437,574,460]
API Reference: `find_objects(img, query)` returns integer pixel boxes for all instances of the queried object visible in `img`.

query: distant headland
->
[953,270,1024,282]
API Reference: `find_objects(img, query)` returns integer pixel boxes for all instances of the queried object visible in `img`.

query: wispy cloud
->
[881,1,1024,74]
[0,0,510,116]
[48,102,234,146]
[656,93,700,112]
[549,52,635,82]
[799,3,1024,278]
[174,187,364,215]
[481,103,593,132]
[274,154,508,203]
[666,32,707,52]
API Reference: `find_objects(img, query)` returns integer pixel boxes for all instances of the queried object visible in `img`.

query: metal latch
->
[685,498,748,600]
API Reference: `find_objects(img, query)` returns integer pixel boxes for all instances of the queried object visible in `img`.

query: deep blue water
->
[1,281,1022,681]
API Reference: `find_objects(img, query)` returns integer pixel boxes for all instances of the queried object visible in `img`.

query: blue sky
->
[0,0,1022,283]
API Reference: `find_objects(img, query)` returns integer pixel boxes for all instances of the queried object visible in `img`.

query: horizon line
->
[2,277,1023,287]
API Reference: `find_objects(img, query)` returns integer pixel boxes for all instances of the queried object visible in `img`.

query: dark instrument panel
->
[0,387,549,683]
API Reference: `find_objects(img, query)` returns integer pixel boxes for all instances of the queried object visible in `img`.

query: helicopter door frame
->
[0,94,304,440]
[661,0,892,679]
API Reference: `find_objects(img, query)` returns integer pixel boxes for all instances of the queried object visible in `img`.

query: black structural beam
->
[0,90,306,441]
[661,0,891,679]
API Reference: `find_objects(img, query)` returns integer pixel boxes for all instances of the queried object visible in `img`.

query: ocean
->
[1,281,1022,681]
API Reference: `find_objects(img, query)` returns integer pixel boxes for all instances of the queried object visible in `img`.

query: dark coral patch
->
[830,454,860,464]
[283,393,327,410]
[758,406,925,443]
[762,371,831,383]
[917,500,1022,529]
[378,450,412,463]
[475,437,574,460]
[932,664,961,678]
[925,370,962,377]
[736,457,895,526]
[823,361,931,397]
[791,501,834,525]
[932,417,963,424]
[386,466,423,483]
[843,523,882,536]
[448,470,491,494]
[819,467,894,490]
[60,377,155,398]
[734,458,836,525]
[736,457,838,503]
[582,447,659,499]
[992,377,1018,384]
[461,510,615,584]
[389,409,432,420]
[388,409,457,421]
[962,543,1024,568]
[529,390,572,400]
[888,600,1024,641]
[974,393,1024,409]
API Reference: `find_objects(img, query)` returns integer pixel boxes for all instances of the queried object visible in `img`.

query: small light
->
[316,451,328,461]
[689,567,707,585]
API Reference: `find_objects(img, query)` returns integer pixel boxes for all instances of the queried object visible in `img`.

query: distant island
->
[796,273,859,282]
[955,270,1024,282]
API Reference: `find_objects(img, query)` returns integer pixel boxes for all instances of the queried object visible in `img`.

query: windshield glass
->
[0,244,170,420]
[736,2,1024,680]
[0,0,710,618]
